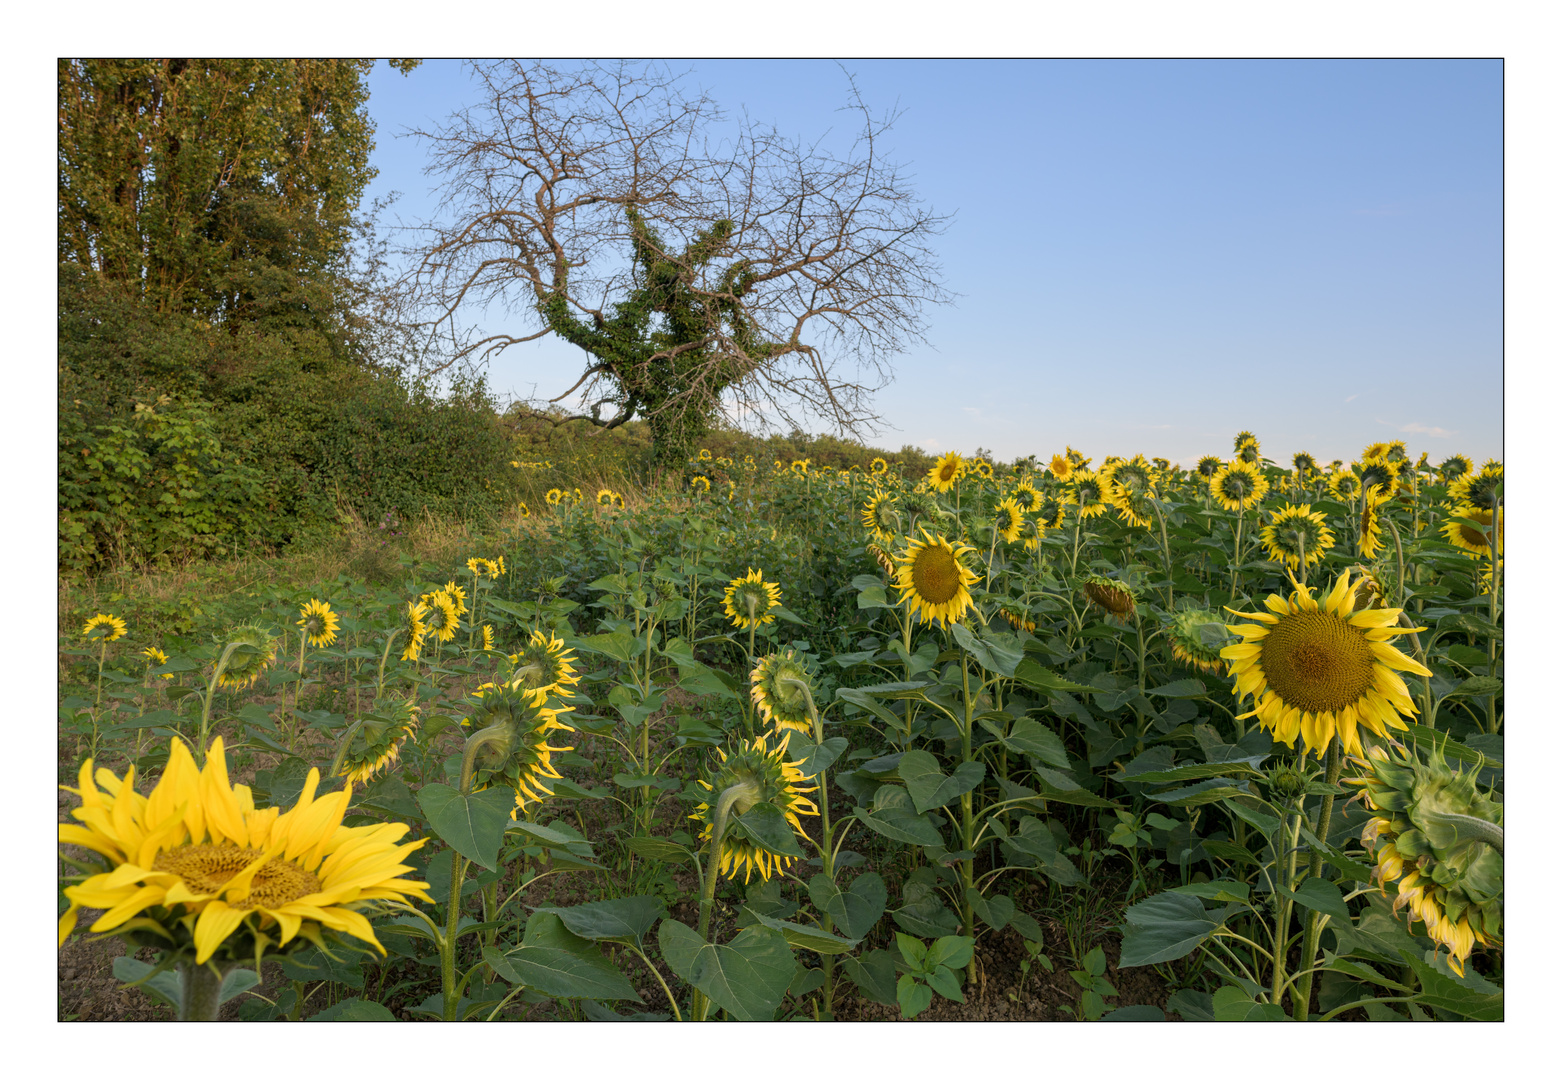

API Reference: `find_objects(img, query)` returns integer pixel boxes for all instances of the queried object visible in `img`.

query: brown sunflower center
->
[1257,609,1377,714]
[938,462,958,482]
[153,844,321,910]
[911,544,962,604]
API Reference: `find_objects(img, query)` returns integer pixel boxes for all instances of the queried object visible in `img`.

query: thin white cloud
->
[1344,394,1359,404]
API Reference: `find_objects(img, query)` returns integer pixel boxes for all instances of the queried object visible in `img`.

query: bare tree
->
[399,60,952,460]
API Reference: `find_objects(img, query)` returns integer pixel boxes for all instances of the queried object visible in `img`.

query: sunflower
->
[612,492,625,509]
[142,647,174,680]
[399,600,430,662]
[596,488,616,506]
[1152,457,1172,473]
[217,626,277,690]
[724,568,783,631]
[507,630,582,695]
[1069,471,1110,520]
[1449,461,1503,508]
[517,502,531,519]
[481,625,495,651]
[442,581,469,616]
[83,613,127,643]
[690,735,818,884]
[1356,457,1402,496]
[546,488,564,506]
[1048,454,1074,481]
[58,736,431,966]
[1361,441,1393,462]
[790,459,810,477]
[927,451,965,493]
[861,491,901,545]
[1328,471,1362,501]
[1221,570,1433,758]
[972,460,994,481]
[1358,485,1392,559]
[466,557,487,577]
[750,650,816,739]
[1165,608,1232,675]
[1105,454,1155,496]
[1349,741,1503,976]
[1259,504,1336,571]
[1108,481,1154,529]
[1441,503,1503,560]
[997,600,1037,634]
[295,599,340,650]
[893,530,979,627]
[866,542,896,577]
[1011,480,1042,513]
[1292,452,1318,476]
[871,457,889,476]
[465,683,577,817]
[1037,493,1070,530]
[1064,445,1089,468]
[993,497,1025,543]
[421,591,461,644]
[1437,455,1473,484]
[698,448,713,462]
[335,699,421,786]
[1210,461,1269,512]
[1234,432,1261,463]
[1196,456,1223,480]
[691,475,712,495]
[1083,575,1136,623]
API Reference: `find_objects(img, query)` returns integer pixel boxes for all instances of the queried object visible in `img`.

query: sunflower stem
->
[1293,740,1342,1020]
[198,642,243,764]
[177,960,232,1021]
[375,629,402,700]
[329,718,367,783]
[693,781,759,1021]
[442,846,467,1022]
[1269,793,1305,1006]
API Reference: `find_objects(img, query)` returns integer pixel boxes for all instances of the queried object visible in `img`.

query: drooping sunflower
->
[58,736,431,966]
[399,600,430,662]
[83,613,128,643]
[1165,608,1233,675]
[335,699,421,786]
[1441,503,1503,560]
[1437,454,1474,484]
[870,457,889,476]
[893,530,979,627]
[1328,470,1362,501]
[1358,485,1392,559]
[724,568,783,631]
[1048,453,1074,481]
[750,650,816,739]
[545,488,564,506]
[927,451,965,493]
[1259,504,1336,571]
[1221,570,1433,758]
[861,491,901,545]
[1349,741,1503,976]
[421,591,461,644]
[1195,455,1223,481]
[1210,460,1269,512]
[997,600,1037,634]
[1449,460,1503,508]
[596,488,616,507]
[217,626,277,690]
[866,542,896,577]
[1083,575,1136,623]
[691,475,712,495]
[465,683,577,816]
[690,735,818,884]
[1069,471,1110,520]
[992,497,1025,543]
[1292,452,1318,476]
[481,624,495,651]
[295,599,340,649]
[507,630,582,696]
[1011,480,1042,513]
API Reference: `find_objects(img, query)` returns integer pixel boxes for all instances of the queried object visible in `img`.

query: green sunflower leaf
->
[416,783,513,872]
[657,920,796,1021]
[1117,891,1221,968]
[741,909,860,954]
[898,749,986,813]
[725,802,805,859]
[808,871,888,939]
[484,914,640,1001]
[531,896,667,950]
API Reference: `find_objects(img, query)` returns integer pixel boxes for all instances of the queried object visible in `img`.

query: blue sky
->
[361,59,1502,468]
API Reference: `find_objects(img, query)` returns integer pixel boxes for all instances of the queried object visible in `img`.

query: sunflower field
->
[56,434,1504,1021]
